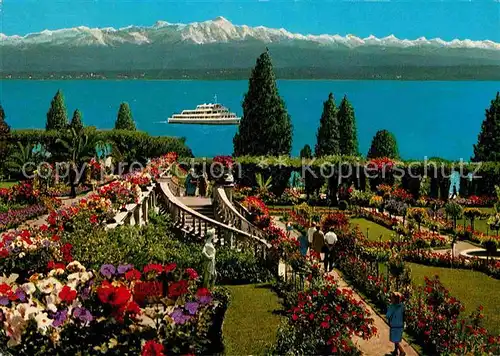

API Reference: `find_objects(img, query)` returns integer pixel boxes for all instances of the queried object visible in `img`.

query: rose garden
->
[0,50,499,355]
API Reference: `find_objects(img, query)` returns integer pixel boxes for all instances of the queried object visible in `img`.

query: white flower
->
[45,294,59,313]
[66,271,92,288]
[37,277,62,294]
[3,308,27,346]
[18,252,25,258]
[66,261,86,272]
[21,282,36,295]
[35,312,51,333]
[48,268,65,277]
[15,241,23,248]
[16,303,41,321]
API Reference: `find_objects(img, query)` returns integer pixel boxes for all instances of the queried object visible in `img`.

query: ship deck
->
[167,118,240,125]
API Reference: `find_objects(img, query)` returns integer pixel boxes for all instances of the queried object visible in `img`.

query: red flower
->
[126,301,141,316]
[59,286,77,303]
[90,214,98,224]
[143,263,163,275]
[196,287,211,297]
[141,340,165,356]
[168,280,188,298]
[321,321,330,329]
[125,269,142,281]
[61,243,73,262]
[47,261,65,270]
[164,263,177,273]
[185,268,199,280]
[97,282,131,307]
[0,283,12,294]
[292,314,298,321]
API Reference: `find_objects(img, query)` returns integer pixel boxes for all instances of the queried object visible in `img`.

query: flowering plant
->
[212,155,234,169]
[275,275,377,355]
[98,181,140,208]
[321,212,349,232]
[242,196,270,229]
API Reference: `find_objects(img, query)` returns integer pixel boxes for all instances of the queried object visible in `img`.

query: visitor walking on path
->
[307,222,316,251]
[198,170,208,197]
[323,227,338,272]
[286,222,293,238]
[387,292,406,356]
[312,226,325,257]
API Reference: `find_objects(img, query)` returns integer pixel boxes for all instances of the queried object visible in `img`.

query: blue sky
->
[1,0,499,41]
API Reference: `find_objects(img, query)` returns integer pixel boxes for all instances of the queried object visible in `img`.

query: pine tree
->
[315,93,340,157]
[367,129,399,159]
[0,104,11,162]
[473,92,500,162]
[114,102,136,131]
[233,49,292,156]
[300,144,312,159]
[46,90,68,130]
[338,95,359,156]
[70,109,84,133]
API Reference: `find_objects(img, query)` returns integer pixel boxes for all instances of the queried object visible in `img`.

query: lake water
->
[0,80,498,159]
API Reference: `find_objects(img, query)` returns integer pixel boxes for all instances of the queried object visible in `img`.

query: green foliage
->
[0,104,10,171]
[5,142,43,178]
[114,102,136,131]
[299,144,312,159]
[46,90,68,131]
[255,172,273,192]
[69,109,84,133]
[473,92,500,162]
[338,95,359,156]
[367,129,399,159]
[56,128,95,166]
[233,49,293,156]
[445,201,464,229]
[315,93,340,157]
[8,129,192,165]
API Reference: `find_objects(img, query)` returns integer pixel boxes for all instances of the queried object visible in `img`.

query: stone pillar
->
[142,200,149,225]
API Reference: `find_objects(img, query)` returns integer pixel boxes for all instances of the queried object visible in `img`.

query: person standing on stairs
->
[185,168,197,196]
[323,227,338,272]
[387,292,406,356]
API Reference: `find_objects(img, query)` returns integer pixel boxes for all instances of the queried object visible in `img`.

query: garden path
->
[14,193,93,231]
[361,208,478,256]
[273,218,419,356]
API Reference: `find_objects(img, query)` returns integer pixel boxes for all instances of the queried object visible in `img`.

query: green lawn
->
[0,181,16,189]
[350,218,394,242]
[223,284,282,355]
[408,263,500,335]
[456,207,495,234]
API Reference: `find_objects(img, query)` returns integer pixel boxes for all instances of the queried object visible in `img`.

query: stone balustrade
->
[105,185,157,229]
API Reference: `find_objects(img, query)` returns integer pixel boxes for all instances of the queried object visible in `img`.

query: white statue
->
[202,228,217,288]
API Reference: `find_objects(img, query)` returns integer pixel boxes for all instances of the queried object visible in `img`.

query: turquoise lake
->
[0,80,499,159]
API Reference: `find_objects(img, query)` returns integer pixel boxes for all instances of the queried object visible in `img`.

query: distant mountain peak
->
[1,18,499,51]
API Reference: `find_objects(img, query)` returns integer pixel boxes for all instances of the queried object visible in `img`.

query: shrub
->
[338,200,349,211]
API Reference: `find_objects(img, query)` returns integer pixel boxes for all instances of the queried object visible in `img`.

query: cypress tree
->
[46,90,68,130]
[233,49,292,156]
[70,109,84,133]
[338,95,359,156]
[473,92,500,162]
[0,104,11,162]
[367,129,399,159]
[300,144,312,159]
[114,102,136,131]
[315,93,340,157]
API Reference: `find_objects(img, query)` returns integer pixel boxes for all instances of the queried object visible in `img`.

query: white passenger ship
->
[168,97,241,125]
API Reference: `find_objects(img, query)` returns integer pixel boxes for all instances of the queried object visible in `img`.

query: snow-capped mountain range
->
[2,16,499,51]
[1,17,499,79]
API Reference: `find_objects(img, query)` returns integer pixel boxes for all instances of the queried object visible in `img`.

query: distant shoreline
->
[2,65,500,81]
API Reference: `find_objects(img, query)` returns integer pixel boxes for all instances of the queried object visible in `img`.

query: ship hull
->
[167,118,240,125]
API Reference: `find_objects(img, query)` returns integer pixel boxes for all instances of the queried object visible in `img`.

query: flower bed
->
[241,196,271,229]
[0,261,228,355]
[0,152,230,354]
[0,204,49,232]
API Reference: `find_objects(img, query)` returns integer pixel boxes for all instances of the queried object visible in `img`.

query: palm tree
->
[6,142,43,179]
[56,128,96,198]
[255,172,272,193]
